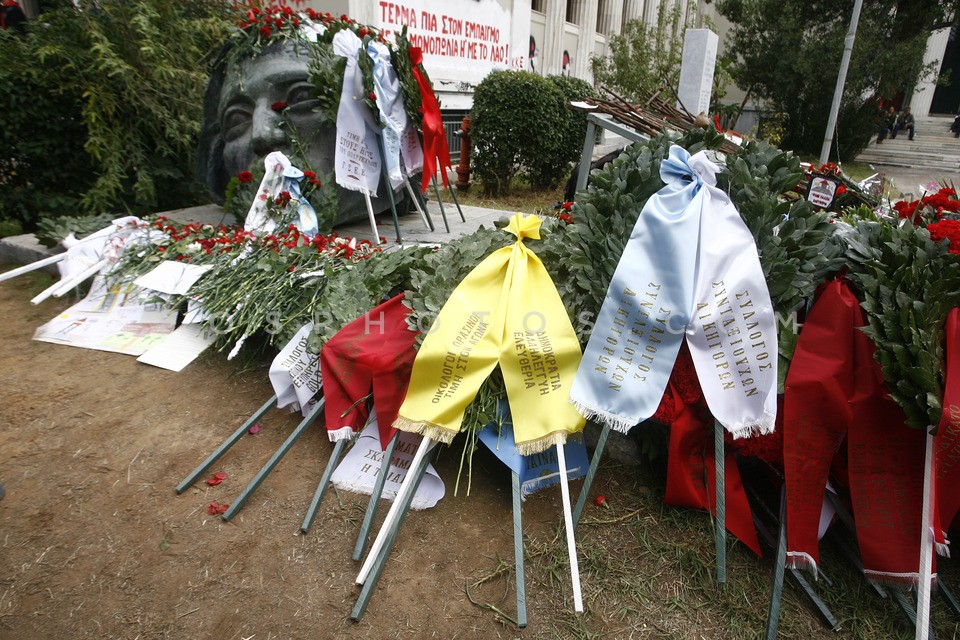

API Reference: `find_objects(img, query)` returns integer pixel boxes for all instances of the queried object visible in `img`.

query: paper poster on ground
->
[331,416,444,510]
[33,275,178,356]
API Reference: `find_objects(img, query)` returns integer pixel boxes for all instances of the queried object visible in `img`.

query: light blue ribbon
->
[570,145,706,432]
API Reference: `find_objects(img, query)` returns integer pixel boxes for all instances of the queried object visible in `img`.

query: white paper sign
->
[268,323,321,415]
[133,261,212,296]
[331,417,445,510]
[136,323,216,372]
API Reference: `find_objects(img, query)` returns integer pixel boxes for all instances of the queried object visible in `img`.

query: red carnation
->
[928,219,960,254]
[368,92,377,101]
[594,495,609,508]
[237,170,253,184]
[259,25,271,38]
[271,100,288,112]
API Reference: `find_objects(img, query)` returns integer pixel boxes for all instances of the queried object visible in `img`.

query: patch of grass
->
[443,177,566,215]
[465,458,960,640]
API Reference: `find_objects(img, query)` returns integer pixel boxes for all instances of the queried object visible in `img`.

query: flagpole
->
[353,431,401,560]
[819,0,863,165]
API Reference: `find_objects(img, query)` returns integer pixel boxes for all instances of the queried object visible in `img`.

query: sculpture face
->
[198,39,401,227]
[218,42,333,180]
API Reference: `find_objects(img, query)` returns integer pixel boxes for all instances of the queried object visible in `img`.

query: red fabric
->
[319,294,418,448]
[783,280,859,571]
[937,309,960,536]
[409,46,451,193]
[846,323,930,584]
[663,346,762,556]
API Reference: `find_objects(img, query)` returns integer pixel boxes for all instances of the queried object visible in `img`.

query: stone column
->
[621,0,644,25]
[541,0,566,76]
[911,27,951,118]
[600,0,624,35]
[575,0,598,78]
[644,0,661,26]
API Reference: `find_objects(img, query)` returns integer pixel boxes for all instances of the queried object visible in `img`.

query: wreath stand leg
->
[355,436,434,586]
[764,485,788,639]
[175,395,278,494]
[915,431,935,640]
[31,258,109,305]
[352,431,401,561]
[557,442,584,613]
[0,252,66,283]
[748,481,840,632]
[511,470,528,627]
[300,437,348,533]
[221,394,325,522]
[362,193,382,245]
[403,177,434,232]
[375,135,403,243]
[351,444,434,620]
[430,177,451,233]
[715,418,726,584]
[444,177,466,223]
[572,423,611,529]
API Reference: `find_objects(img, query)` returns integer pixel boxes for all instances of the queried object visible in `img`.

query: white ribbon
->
[367,40,423,188]
[244,151,319,236]
[333,30,381,197]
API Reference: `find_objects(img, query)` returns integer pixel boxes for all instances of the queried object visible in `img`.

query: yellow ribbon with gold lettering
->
[394,213,585,454]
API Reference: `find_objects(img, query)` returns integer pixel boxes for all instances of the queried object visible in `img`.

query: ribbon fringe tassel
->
[785,551,818,577]
[392,415,457,445]
[515,431,568,457]
[570,401,637,435]
[726,413,777,440]
[864,569,937,589]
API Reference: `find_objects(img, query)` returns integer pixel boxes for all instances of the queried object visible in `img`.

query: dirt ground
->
[0,267,646,640]
[3,265,954,640]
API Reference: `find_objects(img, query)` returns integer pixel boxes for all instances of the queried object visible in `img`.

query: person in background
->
[876,105,896,144]
[891,106,916,141]
[951,113,960,139]
[0,0,26,33]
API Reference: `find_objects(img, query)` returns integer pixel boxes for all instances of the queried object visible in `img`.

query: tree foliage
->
[589,4,687,104]
[0,0,234,230]
[717,0,956,160]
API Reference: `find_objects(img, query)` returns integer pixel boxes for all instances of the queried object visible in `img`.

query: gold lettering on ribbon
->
[593,282,669,391]
[699,281,771,398]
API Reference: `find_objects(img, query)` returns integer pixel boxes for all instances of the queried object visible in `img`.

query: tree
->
[717,0,956,160]
[0,0,234,230]
[589,4,687,104]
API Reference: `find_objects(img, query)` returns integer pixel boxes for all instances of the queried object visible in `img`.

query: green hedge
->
[470,71,567,195]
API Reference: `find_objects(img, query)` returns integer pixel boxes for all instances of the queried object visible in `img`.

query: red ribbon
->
[785,279,935,583]
[937,308,960,539]
[662,345,762,556]
[319,294,418,448]
[846,315,929,584]
[409,46,452,193]
[784,279,859,572]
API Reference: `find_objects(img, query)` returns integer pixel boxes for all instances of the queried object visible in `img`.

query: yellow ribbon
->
[394,213,585,454]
